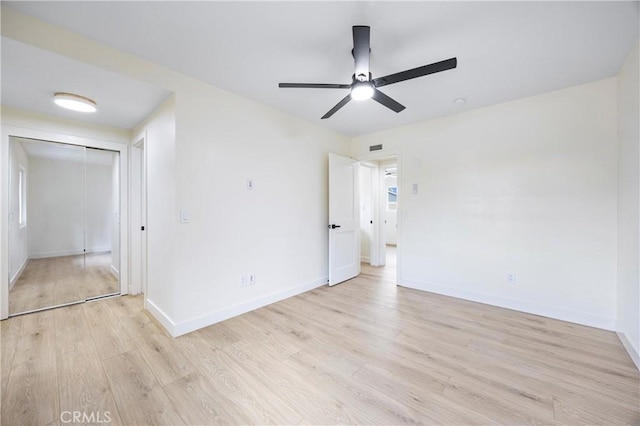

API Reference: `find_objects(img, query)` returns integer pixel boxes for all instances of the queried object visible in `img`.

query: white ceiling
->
[2,1,639,136]
[1,37,171,129]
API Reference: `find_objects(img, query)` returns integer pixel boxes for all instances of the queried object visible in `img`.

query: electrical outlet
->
[507,273,517,284]
[240,275,248,287]
[249,274,256,286]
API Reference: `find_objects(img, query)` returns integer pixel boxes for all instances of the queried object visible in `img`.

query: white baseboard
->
[86,247,111,255]
[30,249,84,259]
[29,247,111,259]
[399,278,616,331]
[145,299,176,336]
[147,276,328,337]
[110,265,120,279]
[9,257,29,290]
[360,256,370,263]
[617,331,640,371]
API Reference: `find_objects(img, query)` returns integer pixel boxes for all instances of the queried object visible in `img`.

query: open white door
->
[328,153,360,286]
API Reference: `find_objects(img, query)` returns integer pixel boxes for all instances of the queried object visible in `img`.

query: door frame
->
[0,125,129,320]
[129,131,147,303]
[355,151,402,285]
[359,161,382,266]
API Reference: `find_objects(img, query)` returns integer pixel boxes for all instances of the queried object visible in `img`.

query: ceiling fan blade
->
[373,57,457,88]
[321,94,352,119]
[279,83,351,89]
[372,89,405,113]
[352,26,371,80]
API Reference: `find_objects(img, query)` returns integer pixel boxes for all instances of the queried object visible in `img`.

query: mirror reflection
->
[8,137,120,315]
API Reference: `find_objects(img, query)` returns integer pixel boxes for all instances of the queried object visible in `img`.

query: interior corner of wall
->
[145,297,178,337]
[617,330,640,371]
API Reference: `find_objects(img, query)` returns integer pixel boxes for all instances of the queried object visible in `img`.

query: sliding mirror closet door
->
[8,138,86,314]
[7,138,121,316]
[84,147,120,300]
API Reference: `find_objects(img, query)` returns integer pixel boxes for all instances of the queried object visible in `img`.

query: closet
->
[7,137,120,315]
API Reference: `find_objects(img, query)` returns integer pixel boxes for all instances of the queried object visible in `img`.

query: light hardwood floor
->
[9,253,119,315]
[1,257,639,425]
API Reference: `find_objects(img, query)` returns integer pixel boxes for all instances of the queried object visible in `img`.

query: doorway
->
[129,135,147,300]
[382,162,398,269]
[358,156,399,276]
[327,152,400,286]
[7,137,121,316]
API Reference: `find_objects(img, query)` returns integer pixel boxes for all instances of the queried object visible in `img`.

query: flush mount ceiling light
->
[53,92,97,113]
[453,97,466,105]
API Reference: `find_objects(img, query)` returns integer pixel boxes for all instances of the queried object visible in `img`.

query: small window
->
[18,167,26,228]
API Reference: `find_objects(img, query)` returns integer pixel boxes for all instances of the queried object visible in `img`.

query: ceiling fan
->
[279,26,457,119]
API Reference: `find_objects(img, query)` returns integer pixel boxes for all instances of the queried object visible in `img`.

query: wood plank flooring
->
[9,252,119,315]
[1,257,639,425]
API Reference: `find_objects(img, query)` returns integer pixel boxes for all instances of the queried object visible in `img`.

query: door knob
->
[328,224,341,229]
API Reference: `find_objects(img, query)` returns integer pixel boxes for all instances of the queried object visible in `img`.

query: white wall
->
[135,82,351,336]
[170,83,350,334]
[352,78,619,330]
[7,140,29,286]
[0,106,131,143]
[616,41,640,369]
[28,155,113,258]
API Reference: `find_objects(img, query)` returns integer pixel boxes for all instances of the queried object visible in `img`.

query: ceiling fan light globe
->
[351,82,374,101]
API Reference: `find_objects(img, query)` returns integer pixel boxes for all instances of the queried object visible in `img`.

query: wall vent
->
[369,144,383,152]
